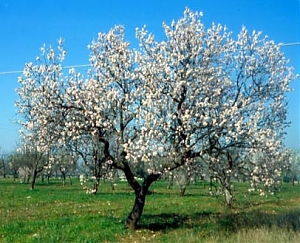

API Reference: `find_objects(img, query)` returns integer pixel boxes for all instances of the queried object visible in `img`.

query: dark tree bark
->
[179,187,186,197]
[125,173,160,229]
[1,159,6,178]
[30,169,38,190]
[61,170,66,186]
[126,188,147,229]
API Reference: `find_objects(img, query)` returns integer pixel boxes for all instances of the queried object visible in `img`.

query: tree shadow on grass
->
[138,213,191,231]
[138,211,213,231]
[138,209,300,233]
[223,209,300,232]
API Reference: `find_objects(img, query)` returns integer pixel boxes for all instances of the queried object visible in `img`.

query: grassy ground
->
[0,178,299,243]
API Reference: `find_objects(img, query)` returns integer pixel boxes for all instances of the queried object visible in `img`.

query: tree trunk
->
[2,159,6,178]
[61,171,66,186]
[167,174,174,189]
[124,172,160,229]
[224,186,233,207]
[110,180,115,191]
[179,186,186,196]
[126,188,147,230]
[31,169,38,190]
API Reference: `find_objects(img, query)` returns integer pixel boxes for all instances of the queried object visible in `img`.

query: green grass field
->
[0,178,299,243]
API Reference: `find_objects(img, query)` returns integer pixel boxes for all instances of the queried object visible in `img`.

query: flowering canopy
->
[131,9,295,177]
[16,8,297,224]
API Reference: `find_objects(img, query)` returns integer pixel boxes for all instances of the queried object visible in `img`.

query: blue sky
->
[0,0,299,152]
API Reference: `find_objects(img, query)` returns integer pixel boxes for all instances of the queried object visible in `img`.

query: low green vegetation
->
[0,178,299,242]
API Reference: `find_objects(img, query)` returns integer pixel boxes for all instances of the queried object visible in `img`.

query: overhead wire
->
[280,42,300,47]
[0,42,299,76]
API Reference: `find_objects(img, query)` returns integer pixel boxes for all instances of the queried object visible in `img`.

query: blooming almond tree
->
[69,133,115,193]
[16,9,297,228]
[282,149,300,185]
[15,143,49,190]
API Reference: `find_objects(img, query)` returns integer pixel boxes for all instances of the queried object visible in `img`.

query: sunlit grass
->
[0,178,299,242]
